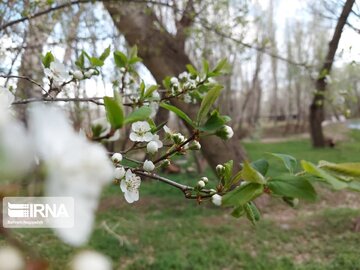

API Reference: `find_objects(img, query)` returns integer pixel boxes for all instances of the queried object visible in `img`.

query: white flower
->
[92,117,120,142]
[0,86,14,107]
[147,141,159,154]
[0,246,25,270]
[44,60,70,83]
[114,166,126,179]
[211,194,222,206]
[28,104,114,246]
[179,72,189,80]
[73,70,84,80]
[84,69,96,78]
[197,180,205,188]
[129,121,153,142]
[172,133,185,144]
[0,92,34,180]
[170,77,179,85]
[143,160,155,172]
[163,125,173,135]
[183,93,192,104]
[120,67,126,73]
[201,177,208,183]
[111,153,123,163]
[120,169,141,203]
[188,140,201,150]
[216,164,225,176]
[71,250,112,270]
[223,125,234,139]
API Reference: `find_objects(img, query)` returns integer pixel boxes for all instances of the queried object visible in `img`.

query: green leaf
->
[269,153,297,174]
[301,160,348,190]
[231,205,245,218]
[244,201,260,225]
[41,52,54,68]
[197,84,223,123]
[99,46,111,61]
[90,57,104,67]
[251,159,269,176]
[103,96,124,129]
[223,160,234,188]
[75,52,85,69]
[124,106,152,124]
[212,58,227,74]
[186,64,198,76]
[319,161,360,177]
[139,81,145,98]
[199,110,230,132]
[222,183,263,207]
[160,103,194,127]
[202,59,209,74]
[241,161,266,184]
[144,85,158,99]
[151,121,167,133]
[268,175,317,201]
[114,51,128,68]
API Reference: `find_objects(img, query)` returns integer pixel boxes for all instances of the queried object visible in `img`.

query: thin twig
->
[12,97,104,106]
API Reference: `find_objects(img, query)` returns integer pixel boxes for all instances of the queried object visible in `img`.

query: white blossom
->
[28,104,114,246]
[120,169,141,203]
[44,60,70,84]
[216,125,234,140]
[223,125,234,139]
[0,91,34,180]
[0,246,25,270]
[114,166,126,179]
[143,160,155,172]
[163,125,173,135]
[179,72,189,80]
[73,70,84,80]
[216,164,225,176]
[84,69,96,78]
[147,141,159,154]
[170,77,179,85]
[172,133,185,144]
[71,250,112,270]
[129,121,153,142]
[92,117,120,142]
[201,177,208,183]
[197,180,205,188]
[211,194,222,206]
[111,153,123,163]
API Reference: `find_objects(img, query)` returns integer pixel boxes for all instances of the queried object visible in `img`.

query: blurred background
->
[1,0,360,269]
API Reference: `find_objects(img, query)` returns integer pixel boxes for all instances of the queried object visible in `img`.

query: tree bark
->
[310,0,355,147]
[104,2,247,171]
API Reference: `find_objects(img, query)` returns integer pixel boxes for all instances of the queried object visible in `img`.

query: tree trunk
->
[104,2,247,171]
[310,0,355,147]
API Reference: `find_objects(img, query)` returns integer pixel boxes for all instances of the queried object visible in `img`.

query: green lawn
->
[2,132,360,269]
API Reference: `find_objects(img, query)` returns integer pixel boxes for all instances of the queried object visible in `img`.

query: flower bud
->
[172,133,185,144]
[200,177,208,183]
[211,194,222,206]
[111,153,123,163]
[120,67,126,73]
[215,125,234,140]
[170,77,179,85]
[188,140,201,150]
[114,166,126,180]
[143,160,155,172]
[73,70,84,80]
[197,180,205,188]
[147,141,159,154]
[160,159,171,168]
[209,188,217,194]
[216,164,225,176]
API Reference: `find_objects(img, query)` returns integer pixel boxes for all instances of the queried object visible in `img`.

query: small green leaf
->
[160,103,194,127]
[319,161,360,177]
[223,160,234,188]
[241,161,266,184]
[202,59,209,74]
[269,153,297,174]
[268,175,317,201]
[197,84,223,123]
[222,183,263,207]
[200,110,230,132]
[251,159,269,176]
[144,85,158,99]
[41,52,54,68]
[231,205,245,218]
[139,81,145,98]
[75,52,85,69]
[99,46,111,61]
[186,64,198,76]
[114,51,128,68]
[90,57,104,67]
[301,160,347,190]
[124,106,152,124]
[212,58,227,74]
[244,201,260,225]
[103,96,124,129]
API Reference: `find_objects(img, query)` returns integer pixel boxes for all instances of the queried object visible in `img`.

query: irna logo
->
[7,202,69,218]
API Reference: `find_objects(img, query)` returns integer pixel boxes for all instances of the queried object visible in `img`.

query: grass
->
[1,131,360,269]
